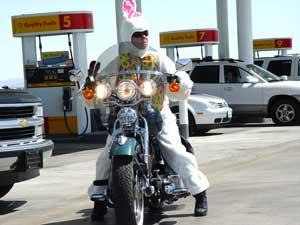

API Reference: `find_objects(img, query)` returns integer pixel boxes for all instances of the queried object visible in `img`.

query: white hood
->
[265,80,300,95]
[189,94,227,103]
[119,15,150,57]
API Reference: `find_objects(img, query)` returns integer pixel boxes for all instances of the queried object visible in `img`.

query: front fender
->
[109,137,137,157]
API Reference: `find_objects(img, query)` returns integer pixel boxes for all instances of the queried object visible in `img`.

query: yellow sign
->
[253,40,275,50]
[160,31,197,46]
[41,51,68,60]
[160,29,218,48]
[12,15,60,35]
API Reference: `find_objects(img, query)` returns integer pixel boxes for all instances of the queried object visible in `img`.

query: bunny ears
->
[122,0,142,18]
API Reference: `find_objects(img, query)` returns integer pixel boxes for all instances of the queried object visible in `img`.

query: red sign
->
[58,13,93,30]
[196,30,219,42]
[274,38,292,48]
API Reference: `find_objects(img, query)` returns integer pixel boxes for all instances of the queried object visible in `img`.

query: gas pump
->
[160,29,219,138]
[12,11,94,135]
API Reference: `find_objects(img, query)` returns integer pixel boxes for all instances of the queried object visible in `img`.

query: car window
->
[190,65,219,83]
[247,64,281,82]
[224,66,242,83]
[298,59,300,76]
[267,60,292,76]
[254,60,264,67]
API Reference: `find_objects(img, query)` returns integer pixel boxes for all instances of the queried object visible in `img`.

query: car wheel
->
[0,184,14,198]
[271,99,300,125]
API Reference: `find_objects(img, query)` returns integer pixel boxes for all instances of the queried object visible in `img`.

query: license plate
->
[26,150,43,170]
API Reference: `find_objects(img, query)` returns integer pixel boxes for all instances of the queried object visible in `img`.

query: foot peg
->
[172,188,190,198]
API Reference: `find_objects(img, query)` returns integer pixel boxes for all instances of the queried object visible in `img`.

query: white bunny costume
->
[88,3,209,198]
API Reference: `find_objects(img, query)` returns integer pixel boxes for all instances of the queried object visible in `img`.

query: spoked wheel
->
[133,172,144,225]
[112,157,144,225]
[271,99,300,125]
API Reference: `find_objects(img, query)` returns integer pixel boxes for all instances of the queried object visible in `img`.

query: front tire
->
[0,184,14,198]
[112,157,144,225]
[271,99,300,125]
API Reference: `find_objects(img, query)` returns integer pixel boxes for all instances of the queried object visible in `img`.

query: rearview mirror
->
[175,58,193,72]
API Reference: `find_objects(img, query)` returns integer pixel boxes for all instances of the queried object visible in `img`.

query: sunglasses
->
[132,30,149,38]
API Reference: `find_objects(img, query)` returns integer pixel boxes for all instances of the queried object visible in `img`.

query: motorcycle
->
[70,50,194,225]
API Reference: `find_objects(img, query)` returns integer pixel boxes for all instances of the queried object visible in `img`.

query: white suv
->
[190,58,300,125]
[254,55,300,81]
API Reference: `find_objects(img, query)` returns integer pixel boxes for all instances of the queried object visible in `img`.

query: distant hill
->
[0,78,24,89]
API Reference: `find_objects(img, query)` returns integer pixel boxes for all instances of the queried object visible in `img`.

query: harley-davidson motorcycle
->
[70,48,194,225]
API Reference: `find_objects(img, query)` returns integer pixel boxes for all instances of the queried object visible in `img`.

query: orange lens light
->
[169,82,180,93]
[83,89,94,100]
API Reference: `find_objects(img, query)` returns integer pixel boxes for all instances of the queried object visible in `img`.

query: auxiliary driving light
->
[95,83,111,100]
[140,79,157,96]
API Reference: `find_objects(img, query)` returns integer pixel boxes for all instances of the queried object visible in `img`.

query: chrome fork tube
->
[139,115,149,172]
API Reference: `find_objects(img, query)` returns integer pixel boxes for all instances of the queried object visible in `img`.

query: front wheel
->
[0,184,14,198]
[271,99,300,125]
[112,157,144,225]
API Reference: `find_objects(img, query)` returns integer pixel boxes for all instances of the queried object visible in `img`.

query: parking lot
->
[1,122,300,225]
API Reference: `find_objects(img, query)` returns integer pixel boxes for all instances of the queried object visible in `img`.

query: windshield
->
[246,64,281,82]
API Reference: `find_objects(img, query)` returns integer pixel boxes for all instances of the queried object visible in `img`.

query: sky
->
[1,0,300,86]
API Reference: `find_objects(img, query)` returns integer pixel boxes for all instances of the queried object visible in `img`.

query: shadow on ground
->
[41,204,193,225]
[46,132,108,156]
[0,200,27,215]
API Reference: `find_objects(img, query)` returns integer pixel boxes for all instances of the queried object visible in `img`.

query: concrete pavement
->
[1,124,300,225]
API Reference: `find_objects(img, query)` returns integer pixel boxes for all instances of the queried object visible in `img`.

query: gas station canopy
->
[160,29,219,48]
[11,11,93,37]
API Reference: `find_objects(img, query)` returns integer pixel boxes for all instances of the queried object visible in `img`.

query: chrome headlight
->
[35,105,43,117]
[117,80,137,101]
[140,79,157,96]
[95,83,111,100]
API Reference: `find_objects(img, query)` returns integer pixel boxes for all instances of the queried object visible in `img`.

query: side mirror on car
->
[175,58,193,72]
[245,75,260,83]
[280,75,288,81]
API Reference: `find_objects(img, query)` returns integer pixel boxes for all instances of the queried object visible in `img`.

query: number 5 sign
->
[12,11,94,37]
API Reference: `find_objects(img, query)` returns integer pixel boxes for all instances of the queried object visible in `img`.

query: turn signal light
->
[83,89,94,100]
[169,82,180,93]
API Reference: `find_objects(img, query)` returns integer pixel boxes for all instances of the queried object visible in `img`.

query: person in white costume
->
[88,13,209,220]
